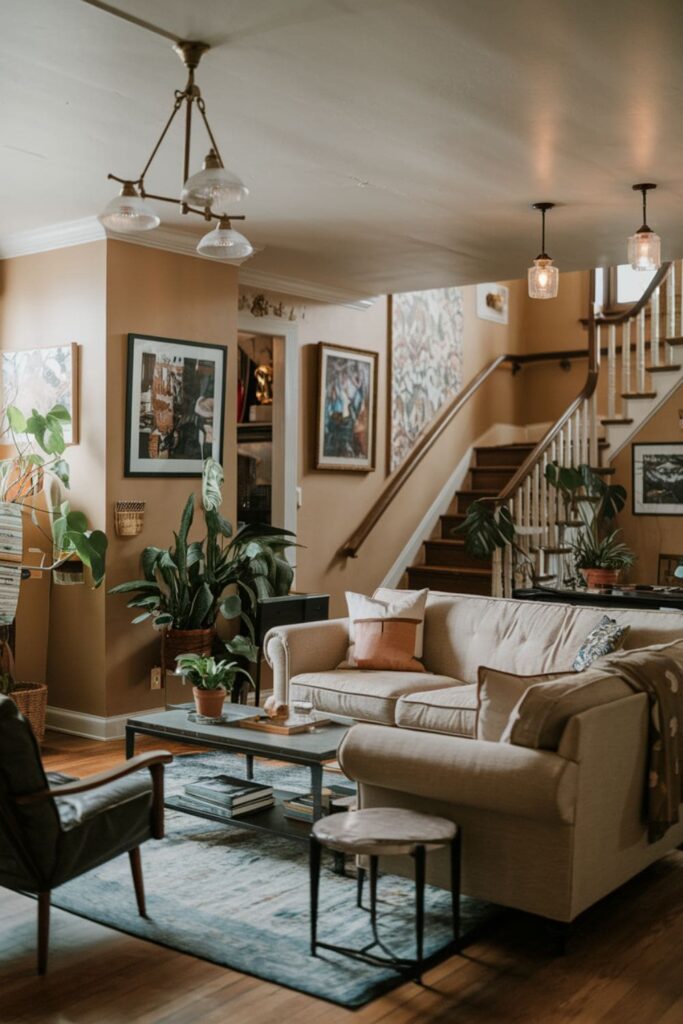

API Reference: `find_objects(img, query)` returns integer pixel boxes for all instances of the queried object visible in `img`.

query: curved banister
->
[593,262,671,326]
[340,353,510,558]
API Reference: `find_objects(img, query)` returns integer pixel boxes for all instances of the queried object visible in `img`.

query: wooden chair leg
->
[37,891,50,976]
[128,847,147,917]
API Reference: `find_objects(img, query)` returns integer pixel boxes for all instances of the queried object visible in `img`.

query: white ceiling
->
[2,0,683,296]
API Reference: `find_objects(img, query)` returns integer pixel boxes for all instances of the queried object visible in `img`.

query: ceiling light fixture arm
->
[532,201,555,259]
[633,182,656,234]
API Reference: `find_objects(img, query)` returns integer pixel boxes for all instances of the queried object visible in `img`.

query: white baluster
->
[492,546,502,598]
[637,307,646,393]
[581,398,589,465]
[667,263,676,339]
[607,322,617,420]
[621,320,631,399]
[590,390,599,466]
[573,409,582,466]
[680,259,683,339]
[651,287,660,368]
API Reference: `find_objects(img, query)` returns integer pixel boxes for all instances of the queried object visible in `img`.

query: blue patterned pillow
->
[572,615,630,671]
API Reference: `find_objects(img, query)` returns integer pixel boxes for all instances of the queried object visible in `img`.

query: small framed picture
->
[1,343,79,444]
[316,343,378,472]
[632,442,683,515]
[125,334,226,477]
[658,553,683,587]
[476,283,509,325]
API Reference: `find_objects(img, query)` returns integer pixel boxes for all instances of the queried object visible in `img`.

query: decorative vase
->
[192,685,226,720]
[581,568,621,589]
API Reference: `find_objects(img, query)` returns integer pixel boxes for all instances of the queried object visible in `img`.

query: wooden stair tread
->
[425,538,466,547]
[591,466,615,475]
[409,564,492,577]
[473,443,536,451]
[663,337,683,345]
[470,465,518,472]
[455,489,498,496]
[646,364,682,373]
[556,519,583,527]
[621,391,657,399]
[538,546,573,554]
[601,417,634,425]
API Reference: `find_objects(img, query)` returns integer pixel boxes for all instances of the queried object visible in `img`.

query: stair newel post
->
[621,320,631,396]
[650,286,660,367]
[636,307,646,393]
[607,324,617,420]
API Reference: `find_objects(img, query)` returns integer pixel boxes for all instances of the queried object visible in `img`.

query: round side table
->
[310,807,460,980]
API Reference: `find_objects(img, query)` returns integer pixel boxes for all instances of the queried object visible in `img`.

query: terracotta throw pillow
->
[343,589,428,667]
[354,617,426,672]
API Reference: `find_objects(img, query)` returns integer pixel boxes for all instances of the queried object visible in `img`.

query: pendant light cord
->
[541,207,546,257]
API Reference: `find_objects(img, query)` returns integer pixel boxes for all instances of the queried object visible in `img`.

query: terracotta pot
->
[581,568,621,589]
[163,627,216,667]
[193,685,226,719]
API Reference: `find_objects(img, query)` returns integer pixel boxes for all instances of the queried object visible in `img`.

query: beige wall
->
[612,384,683,584]
[0,243,108,714]
[104,241,238,717]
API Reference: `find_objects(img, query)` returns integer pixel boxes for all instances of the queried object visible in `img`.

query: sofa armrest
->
[263,618,350,704]
[339,723,578,824]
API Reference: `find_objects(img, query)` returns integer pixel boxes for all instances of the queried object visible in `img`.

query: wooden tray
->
[238,715,332,735]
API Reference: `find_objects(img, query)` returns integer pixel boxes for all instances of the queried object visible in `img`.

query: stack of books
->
[174,774,274,820]
[283,785,354,822]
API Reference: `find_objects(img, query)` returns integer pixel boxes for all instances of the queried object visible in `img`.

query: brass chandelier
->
[98,40,253,262]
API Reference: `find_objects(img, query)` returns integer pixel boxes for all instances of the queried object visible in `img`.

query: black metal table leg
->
[310,763,323,820]
[451,831,461,945]
[245,754,254,780]
[414,845,426,980]
[125,725,135,759]
[309,835,321,956]
[357,865,365,908]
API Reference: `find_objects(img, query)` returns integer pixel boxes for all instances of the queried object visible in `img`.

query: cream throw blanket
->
[596,641,683,842]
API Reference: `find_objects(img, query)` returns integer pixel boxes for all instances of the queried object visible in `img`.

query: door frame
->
[237,313,299,541]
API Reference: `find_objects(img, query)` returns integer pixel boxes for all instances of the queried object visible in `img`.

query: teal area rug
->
[51,752,497,1007]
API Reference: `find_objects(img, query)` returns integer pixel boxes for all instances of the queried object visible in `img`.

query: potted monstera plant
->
[175,650,254,720]
[110,458,296,673]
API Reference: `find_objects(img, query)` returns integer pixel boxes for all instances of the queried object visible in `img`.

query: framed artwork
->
[632,443,683,515]
[1,343,79,444]
[476,282,509,325]
[316,343,377,472]
[658,553,683,587]
[389,288,464,471]
[125,334,226,477]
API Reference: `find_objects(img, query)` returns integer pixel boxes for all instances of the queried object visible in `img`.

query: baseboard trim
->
[46,705,166,741]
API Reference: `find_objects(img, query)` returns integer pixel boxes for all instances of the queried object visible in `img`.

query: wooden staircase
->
[407,443,535,594]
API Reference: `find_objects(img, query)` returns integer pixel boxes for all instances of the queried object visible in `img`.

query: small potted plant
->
[175,649,255,720]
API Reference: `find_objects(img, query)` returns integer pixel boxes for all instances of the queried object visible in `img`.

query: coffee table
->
[125,705,353,842]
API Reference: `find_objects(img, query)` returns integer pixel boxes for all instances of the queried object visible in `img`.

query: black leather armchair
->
[0,694,172,974]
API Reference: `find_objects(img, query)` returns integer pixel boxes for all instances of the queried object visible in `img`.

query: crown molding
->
[0,216,377,310]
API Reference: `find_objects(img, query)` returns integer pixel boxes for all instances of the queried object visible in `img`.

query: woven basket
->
[11,682,48,743]
[162,627,216,672]
[115,501,146,537]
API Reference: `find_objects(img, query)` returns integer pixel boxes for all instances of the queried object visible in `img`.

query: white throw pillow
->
[344,588,428,666]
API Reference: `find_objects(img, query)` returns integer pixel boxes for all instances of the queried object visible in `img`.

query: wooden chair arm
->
[16,751,174,805]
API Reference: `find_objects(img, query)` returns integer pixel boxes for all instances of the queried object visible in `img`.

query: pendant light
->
[197,218,254,261]
[528,202,559,299]
[628,183,660,271]
[98,40,253,261]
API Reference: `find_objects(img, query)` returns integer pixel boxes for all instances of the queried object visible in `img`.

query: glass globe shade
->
[627,230,661,271]
[182,151,249,214]
[528,257,559,299]
[98,184,160,233]
[196,220,254,262]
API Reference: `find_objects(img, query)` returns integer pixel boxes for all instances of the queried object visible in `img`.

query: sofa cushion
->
[290,670,460,725]
[572,615,630,671]
[502,668,632,750]
[476,667,569,741]
[395,683,477,737]
[345,589,428,664]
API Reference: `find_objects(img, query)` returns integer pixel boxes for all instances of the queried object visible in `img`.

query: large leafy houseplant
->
[110,458,296,665]
[544,463,635,585]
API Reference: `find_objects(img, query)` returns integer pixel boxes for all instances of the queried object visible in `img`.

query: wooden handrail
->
[493,275,598,506]
[340,354,509,558]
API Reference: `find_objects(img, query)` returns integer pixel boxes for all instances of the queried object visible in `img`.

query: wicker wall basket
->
[115,501,146,537]
[11,682,48,743]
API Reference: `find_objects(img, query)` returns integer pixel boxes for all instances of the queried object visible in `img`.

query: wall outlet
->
[150,666,163,690]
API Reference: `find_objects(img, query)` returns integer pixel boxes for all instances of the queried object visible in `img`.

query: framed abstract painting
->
[316,343,377,472]
[632,443,683,515]
[125,334,226,477]
[1,343,79,444]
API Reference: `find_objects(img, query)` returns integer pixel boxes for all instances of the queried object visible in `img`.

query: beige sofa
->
[265,590,683,924]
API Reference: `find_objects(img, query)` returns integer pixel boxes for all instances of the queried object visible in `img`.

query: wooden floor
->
[2,732,683,1024]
